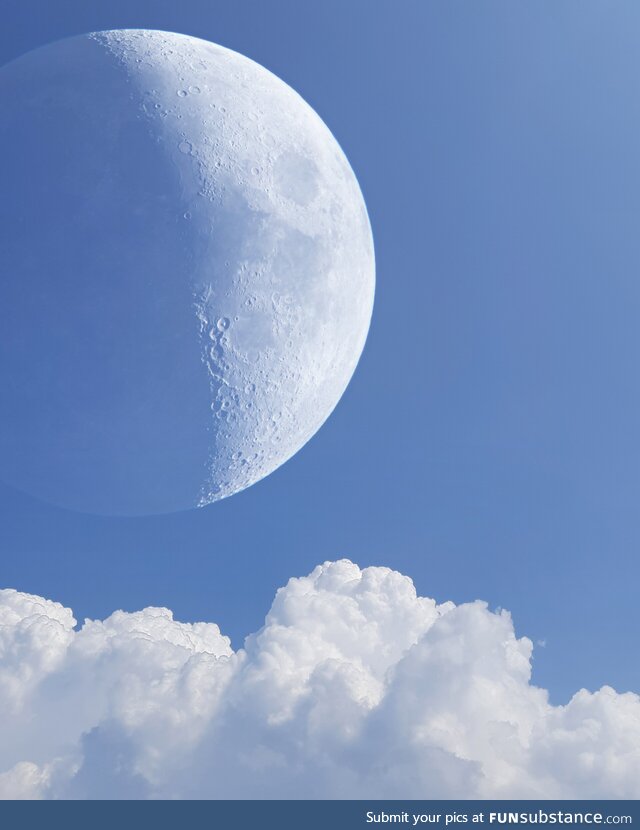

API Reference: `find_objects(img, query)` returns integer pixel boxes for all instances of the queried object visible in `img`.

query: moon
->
[0,30,374,515]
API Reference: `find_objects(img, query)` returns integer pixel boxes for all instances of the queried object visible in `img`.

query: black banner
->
[0,800,638,830]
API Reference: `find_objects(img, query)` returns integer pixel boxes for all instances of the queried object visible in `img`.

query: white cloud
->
[0,560,638,799]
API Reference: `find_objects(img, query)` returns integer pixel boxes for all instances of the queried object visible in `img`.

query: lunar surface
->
[0,30,374,515]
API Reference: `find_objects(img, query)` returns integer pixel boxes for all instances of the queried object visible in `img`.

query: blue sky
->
[1,0,639,707]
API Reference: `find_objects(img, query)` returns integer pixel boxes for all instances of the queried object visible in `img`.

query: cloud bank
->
[0,559,638,799]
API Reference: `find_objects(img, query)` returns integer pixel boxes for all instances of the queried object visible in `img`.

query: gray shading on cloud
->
[0,560,638,799]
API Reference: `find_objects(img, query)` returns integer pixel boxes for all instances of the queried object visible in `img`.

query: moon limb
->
[0,30,375,514]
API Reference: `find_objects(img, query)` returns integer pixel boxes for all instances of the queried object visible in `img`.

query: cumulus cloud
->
[0,559,638,799]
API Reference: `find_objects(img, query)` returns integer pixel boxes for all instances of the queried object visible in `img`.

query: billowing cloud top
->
[0,560,638,799]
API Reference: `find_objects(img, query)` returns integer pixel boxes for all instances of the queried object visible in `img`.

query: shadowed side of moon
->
[0,36,214,514]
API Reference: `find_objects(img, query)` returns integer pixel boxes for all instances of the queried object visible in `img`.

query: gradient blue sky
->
[1,0,639,705]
